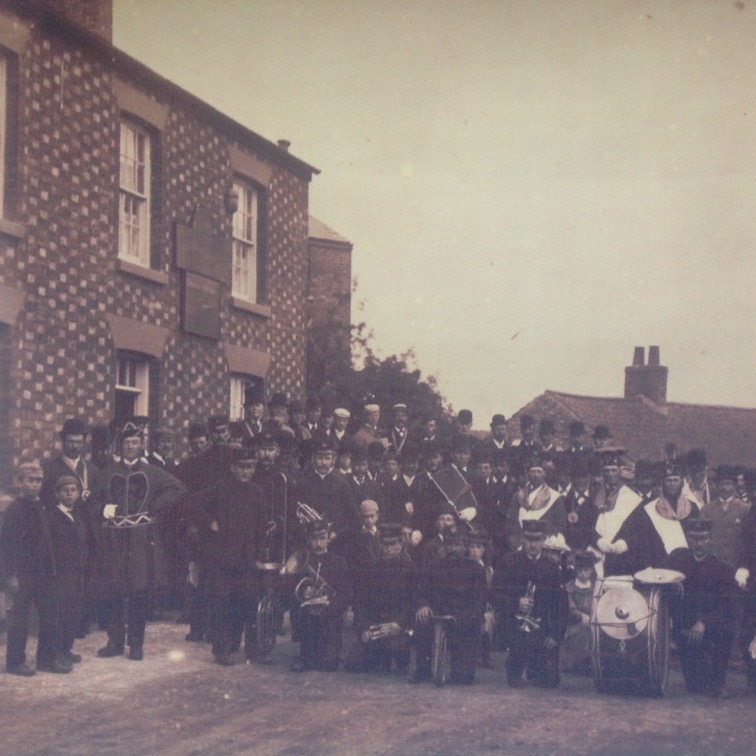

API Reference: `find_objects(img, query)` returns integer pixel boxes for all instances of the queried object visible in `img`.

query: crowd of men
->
[1,393,755,698]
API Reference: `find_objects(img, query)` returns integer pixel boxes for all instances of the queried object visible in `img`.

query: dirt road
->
[2,622,754,755]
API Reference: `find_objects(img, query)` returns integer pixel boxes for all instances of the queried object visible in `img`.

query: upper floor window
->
[119,119,152,266]
[231,178,259,302]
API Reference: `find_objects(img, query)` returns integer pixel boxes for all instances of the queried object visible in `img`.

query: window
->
[115,352,150,422]
[229,376,246,421]
[119,119,152,266]
[231,179,259,301]
[229,375,264,421]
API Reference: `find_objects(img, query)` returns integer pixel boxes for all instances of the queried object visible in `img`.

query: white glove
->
[458,507,476,522]
[749,633,756,660]
[404,501,414,515]
[613,539,628,555]
[735,567,750,589]
[103,504,117,519]
[410,530,423,546]
[596,538,614,554]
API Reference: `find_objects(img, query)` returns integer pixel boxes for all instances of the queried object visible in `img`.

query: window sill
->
[117,258,169,285]
[0,217,25,240]
[231,296,271,319]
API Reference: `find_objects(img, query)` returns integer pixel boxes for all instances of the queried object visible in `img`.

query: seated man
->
[669,519,736,697]
[412,530,488,685]
[289,519,352,672]
[493,520,566,688]
[346,523,416,675]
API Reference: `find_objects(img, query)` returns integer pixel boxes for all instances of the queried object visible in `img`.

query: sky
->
[114,0,756,427]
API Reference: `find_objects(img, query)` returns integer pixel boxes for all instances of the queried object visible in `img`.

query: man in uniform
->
[736,501,756,694]
[190,442,266,665]
[346,522,415,675]
[505,452,566,553]
[94,423,185,661]
[493,519,565,688]
[590,450,643,576]
[289,519,352,672]
[669,519,737,697]
[413,529,488,685]
[613,458,700,575]
[295,437,359,550]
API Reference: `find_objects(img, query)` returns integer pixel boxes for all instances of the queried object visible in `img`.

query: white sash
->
[595,486,641,542]
[519,486,560,524]
[644,500,688,554]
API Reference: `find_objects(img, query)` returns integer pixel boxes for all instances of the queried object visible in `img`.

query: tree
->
[306,320,452,432]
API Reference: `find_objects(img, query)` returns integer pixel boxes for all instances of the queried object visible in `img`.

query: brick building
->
[0,0,352,475]
[507,346,756,468]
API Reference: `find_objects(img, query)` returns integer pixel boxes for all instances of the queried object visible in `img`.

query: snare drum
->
[590,570,684,696]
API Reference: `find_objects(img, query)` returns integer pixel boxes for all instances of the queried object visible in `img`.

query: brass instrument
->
[256,471,290,571]
[515,581,542,633]
[296,501,325,527]
[361,623,413,643]
[281,550,335,612]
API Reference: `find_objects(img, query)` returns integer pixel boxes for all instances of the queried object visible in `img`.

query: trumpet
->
[361,623,413,643]
[515,581,542,633]
[281,550,335,612]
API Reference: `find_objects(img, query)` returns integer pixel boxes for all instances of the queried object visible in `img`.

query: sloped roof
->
[308,216,352,246]
[510,390,756,467]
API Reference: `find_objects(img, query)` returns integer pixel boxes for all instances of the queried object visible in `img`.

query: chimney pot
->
[648,346,660,366]
[277,139,291,152]
[632,346,645,366]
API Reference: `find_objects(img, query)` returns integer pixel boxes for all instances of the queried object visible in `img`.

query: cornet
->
[515,581,542,633]
[361,623,413,643]
[296,501,324,527]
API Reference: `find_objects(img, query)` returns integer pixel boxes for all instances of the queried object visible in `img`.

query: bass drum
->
[590,573,678,697]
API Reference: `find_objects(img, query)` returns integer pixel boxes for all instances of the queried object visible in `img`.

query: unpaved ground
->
[1,621,754,756]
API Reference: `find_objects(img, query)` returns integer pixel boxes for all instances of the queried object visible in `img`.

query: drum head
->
[633,568,685,585]
[595,588,649,640]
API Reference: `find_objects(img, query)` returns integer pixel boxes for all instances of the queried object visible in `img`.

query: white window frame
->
[119,118,152,267]
[229,376,247,422]
[116,353,150,416]
[231,178,259,301]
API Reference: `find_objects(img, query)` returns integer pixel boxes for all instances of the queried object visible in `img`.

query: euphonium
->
[515,581,542,633]
[281,550,335,611]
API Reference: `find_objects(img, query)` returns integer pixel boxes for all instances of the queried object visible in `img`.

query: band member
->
[669,519,737,697]
[700,465,749,567]
[295,437,359,549]
[466,527,495,668]
[561,454,597,551]
[288,519,352,672]
[613,458,699,575]
[387,402,410,455]
[413,530,488,685]
[94,423,184,661]
[346,522,416,674]
[493,520,566,688]
[736,503,756,694]
[333,499,383,570]
[505,452,566,553]
[354,402,386,450]
[590,451,643,576]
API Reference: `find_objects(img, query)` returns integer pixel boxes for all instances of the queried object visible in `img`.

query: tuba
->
[515,581,542,633]
[281,550,335,612]
[256,471,291,571]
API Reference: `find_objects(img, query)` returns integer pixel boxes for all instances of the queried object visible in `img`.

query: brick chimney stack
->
[42,0,113,42]
[624,345,668,405]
